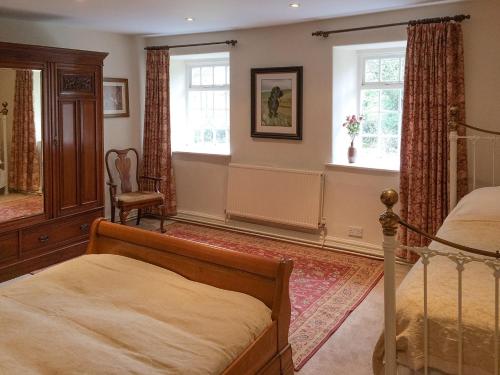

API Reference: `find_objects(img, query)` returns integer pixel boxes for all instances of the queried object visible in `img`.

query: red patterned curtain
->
[398,22,468,261]
[142,49,176,215]
[9,70,40,193]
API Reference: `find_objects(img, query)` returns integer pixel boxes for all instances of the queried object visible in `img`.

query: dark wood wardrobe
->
[0,42,107,282]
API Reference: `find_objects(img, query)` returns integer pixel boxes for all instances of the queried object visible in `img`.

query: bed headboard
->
[449,106,500,208]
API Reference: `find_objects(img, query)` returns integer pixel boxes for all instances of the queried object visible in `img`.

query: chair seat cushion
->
[115,191,164,205]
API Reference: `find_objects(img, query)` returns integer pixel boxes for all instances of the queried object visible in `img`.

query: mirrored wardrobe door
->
[0,68,44,223]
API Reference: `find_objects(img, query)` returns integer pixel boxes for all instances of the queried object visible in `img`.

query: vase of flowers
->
[342,115,363,163]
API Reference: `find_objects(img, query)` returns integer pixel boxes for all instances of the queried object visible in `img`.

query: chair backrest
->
[105,148,140,194]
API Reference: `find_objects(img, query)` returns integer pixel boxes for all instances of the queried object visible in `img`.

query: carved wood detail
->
[115,154,133,193]
[61,73,94,93]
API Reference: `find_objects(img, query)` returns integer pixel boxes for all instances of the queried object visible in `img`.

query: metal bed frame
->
[380,106,500,375]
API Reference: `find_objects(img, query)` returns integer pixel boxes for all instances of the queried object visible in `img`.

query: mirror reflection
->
[0,68,44,223]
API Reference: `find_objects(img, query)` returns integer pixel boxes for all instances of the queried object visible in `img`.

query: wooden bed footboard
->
[87,219,294,375]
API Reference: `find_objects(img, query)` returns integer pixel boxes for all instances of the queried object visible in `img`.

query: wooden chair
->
[105,148,165,232]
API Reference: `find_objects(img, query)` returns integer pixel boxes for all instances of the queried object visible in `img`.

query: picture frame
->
[251,66,303,140]
[103,78,130,118]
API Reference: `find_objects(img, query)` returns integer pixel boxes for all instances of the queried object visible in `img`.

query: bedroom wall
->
[0,16,145,217]
[144,0,500,252]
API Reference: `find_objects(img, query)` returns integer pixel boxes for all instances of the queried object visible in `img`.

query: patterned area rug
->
[162,222,384,370]
[0,195,44,223]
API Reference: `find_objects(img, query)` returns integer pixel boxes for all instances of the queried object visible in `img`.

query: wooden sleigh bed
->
[374,107,500,375]
[0,219,294,375]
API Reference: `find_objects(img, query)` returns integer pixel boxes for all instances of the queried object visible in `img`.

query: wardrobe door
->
[55,65,103,216]
[80,99,100,205]
[58,99,79,212]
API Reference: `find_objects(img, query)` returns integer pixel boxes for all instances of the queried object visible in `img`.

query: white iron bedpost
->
[449,106,459,210]
[1,102,8,195]
[380,189,400,375]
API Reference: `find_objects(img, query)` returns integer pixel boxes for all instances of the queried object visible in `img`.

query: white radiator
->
[226,163,325,230]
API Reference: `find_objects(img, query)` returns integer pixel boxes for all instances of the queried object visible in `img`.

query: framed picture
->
[251,66,303,140]
[103,78,129,118]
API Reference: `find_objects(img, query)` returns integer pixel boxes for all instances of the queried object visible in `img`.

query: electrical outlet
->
[348,226,363,238]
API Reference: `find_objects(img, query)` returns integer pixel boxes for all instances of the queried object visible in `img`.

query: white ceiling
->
[0,0,456,36]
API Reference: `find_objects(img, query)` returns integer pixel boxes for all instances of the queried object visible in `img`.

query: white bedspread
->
[374,187,500,375]
[0,254,272,374]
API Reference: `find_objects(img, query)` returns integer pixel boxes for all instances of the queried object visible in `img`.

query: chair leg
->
[111,205,115,223]
[119,209,130,225]
[160,205,166,233]
[136,209,142,226]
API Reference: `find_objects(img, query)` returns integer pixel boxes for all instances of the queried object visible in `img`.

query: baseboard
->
[324,236,383,257]
[176,210,226,224]
[174,209,383,259]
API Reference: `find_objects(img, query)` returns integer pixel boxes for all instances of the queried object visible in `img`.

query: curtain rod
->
[145,40,237,51]
[312,14,470,38]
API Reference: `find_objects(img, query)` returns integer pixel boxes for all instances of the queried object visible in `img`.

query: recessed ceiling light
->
[289,2,300,8]
[185,17,195,22]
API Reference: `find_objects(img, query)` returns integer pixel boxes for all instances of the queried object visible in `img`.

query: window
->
[358,52,405,169]
[332,44,406,171]
[170,53,230,154]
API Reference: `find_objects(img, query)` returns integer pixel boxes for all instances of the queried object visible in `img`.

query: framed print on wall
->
[103,78,130,118]
[251,66,303,140]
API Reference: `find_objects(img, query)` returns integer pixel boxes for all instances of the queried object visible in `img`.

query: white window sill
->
[173,150,231,158]
[326,162,400,174]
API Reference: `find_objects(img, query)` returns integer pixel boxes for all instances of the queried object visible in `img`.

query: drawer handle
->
[39,235,49,243]
[80,223,90,233]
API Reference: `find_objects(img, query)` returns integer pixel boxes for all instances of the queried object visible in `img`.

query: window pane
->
[226,66,230,85]
[188,91,201,109]
[400,57,406,82]
[204,91,214,111]
[362,113,378,134]
[364,59,379,82]
[201,66,213,85]
[191,67,201,86]
[214,92,226,109]
[214,66,226,85]
[380,58,400,82]
[214,110,227,127]
[216,129,227,143]
[194,130,202,144]
[381,89,400,111]
[362,136,378,149]
[361,89,380,113]
[203,129,214,143]
[189,110,202,128]
[381,113,400,135]
[383,137,399,153]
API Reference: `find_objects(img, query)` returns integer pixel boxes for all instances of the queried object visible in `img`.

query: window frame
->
[186,59,230,91]
[180,58,230,155]
[356,48,406,170]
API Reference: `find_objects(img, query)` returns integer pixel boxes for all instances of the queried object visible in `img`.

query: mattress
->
[373,187,500,375]
[0,254,272,374]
